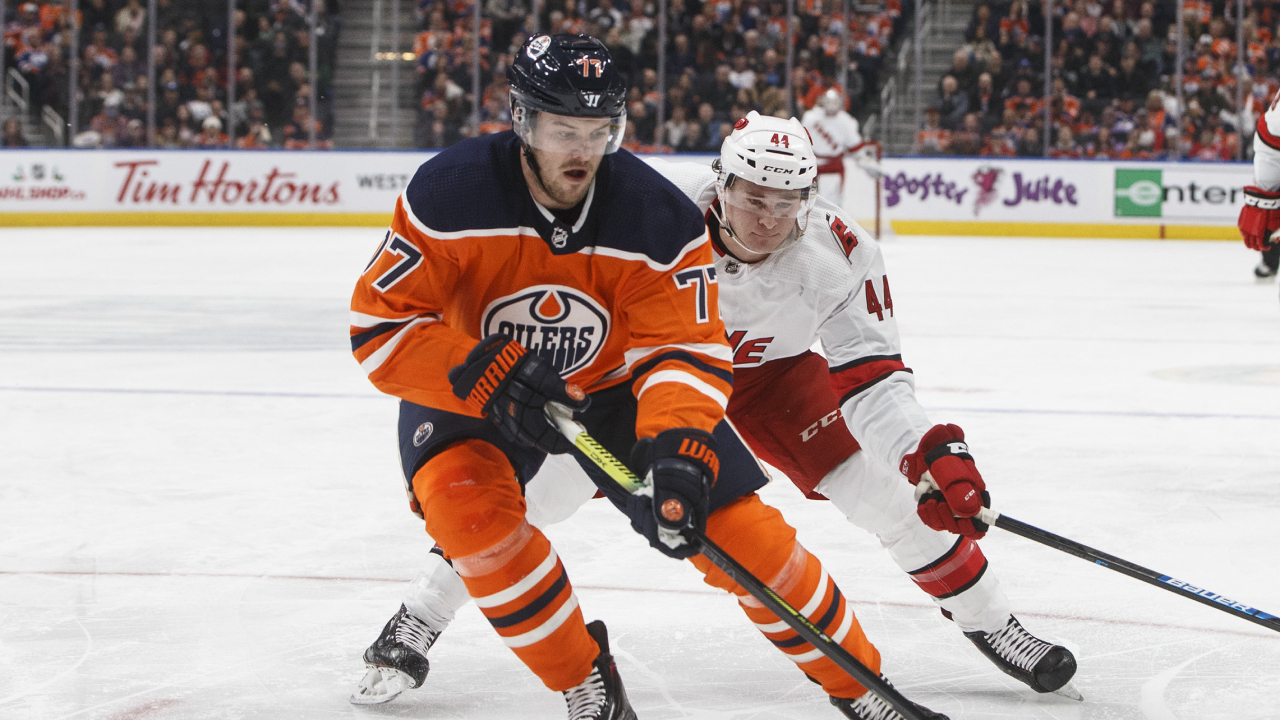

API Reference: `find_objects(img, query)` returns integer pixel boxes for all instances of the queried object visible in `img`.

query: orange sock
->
[414,440,597,691]
[691,494,880,699]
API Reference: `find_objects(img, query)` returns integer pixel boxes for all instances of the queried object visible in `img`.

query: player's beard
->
[527,147,601,208]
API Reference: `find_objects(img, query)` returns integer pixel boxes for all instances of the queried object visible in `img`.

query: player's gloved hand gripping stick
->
[915,475,1280,634]
[544,402,932,720]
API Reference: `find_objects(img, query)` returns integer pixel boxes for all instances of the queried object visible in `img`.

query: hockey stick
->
[919,476,1280,634]
[545,403,929,720]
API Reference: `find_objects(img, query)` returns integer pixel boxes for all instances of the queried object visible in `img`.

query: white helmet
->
[821,88,843,115]
[712,111,818,255]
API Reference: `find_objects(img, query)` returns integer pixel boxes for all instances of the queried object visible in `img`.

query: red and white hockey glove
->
[1239,186,1280,251]
[901,424,991,539]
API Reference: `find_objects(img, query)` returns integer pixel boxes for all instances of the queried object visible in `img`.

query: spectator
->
[918,106,951,154]
[934,75,969,130]
[2,119,27,147]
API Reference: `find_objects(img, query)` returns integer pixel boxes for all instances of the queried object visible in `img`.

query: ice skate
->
[1255,261,1277,281]
[563,620,637,720]
[349,604,444,705]
[964,615,1082,700]
[829,677,949,720]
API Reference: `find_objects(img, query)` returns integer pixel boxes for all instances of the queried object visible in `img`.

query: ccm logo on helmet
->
[482,285,611,376]
[763,165,795,174]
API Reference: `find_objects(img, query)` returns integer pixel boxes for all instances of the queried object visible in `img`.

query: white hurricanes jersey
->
[647,158,932,472]
[1254,89,1280,190]
[802,108,863,158]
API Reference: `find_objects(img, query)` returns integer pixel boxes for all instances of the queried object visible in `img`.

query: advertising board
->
[879,157,1250,239]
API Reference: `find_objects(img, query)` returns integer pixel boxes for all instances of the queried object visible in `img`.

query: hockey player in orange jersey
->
[348,33,943,720]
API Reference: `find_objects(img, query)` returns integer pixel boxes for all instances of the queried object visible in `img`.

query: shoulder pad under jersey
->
[644,157,719,212]
[591,150,710,265]
[751,194,872,298]
[403,132,524,233]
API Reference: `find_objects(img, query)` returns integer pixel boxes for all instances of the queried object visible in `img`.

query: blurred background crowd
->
[1,0,338,148]
[917,0,1267,160]
[0,0,1268,158]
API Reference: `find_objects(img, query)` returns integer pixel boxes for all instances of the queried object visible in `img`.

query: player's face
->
[722,179,807,256]
[527,114,612,207]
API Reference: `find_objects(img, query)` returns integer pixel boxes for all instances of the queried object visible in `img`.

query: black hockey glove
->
[626,428,717,559]
[448,334,589,454]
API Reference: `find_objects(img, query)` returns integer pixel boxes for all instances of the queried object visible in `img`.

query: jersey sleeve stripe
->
[828,353,904,373]
[636,369,729,409]
[351,310,420,328]
[624,342,733,369]
[833,367,914,406]
[358,315,439,375]
[351,319,413,352]
[631,350,735,386]
[830,356,911,405]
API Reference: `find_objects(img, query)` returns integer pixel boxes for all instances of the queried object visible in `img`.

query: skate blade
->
[348,665,416,705]
[1051,681,1084,702]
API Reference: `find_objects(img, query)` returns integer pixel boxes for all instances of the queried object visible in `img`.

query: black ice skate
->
[829,677,949,720]
[1255,261,1277,280]
[563,620,638,720]
[964,615,1081,700]
[348,604,444,705]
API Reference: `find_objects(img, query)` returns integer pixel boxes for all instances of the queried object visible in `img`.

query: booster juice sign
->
[881,156,1250,229]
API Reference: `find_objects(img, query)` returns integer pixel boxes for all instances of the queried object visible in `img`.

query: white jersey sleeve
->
[813,203,933,472]
[1255,91,1280,191]
[644,157,718,212]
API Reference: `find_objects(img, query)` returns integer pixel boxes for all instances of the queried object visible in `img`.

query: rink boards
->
[0,148,1251,239]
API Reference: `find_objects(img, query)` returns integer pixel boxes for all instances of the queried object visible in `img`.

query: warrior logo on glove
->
[448,334,590,455]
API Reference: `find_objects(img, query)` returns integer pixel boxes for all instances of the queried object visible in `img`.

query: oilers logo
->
[482,285,610,376]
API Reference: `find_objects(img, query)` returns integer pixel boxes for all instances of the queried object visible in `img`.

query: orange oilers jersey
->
[350,131,734,440]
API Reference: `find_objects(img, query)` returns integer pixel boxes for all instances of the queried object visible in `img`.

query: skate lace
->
[393,613,440,659]
[564,667,607,720]
[985,618,1053,672]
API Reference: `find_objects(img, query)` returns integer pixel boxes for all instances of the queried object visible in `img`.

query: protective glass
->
[515,105,627,156]
[718,178,815,254]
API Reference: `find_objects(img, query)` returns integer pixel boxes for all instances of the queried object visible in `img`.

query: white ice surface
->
[1,228,1278,720]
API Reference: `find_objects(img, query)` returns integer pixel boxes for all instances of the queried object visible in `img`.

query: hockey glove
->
[448,334,589,454]
[1239,186,1280,251]
[901,424,991,539]
[627,428,718,559]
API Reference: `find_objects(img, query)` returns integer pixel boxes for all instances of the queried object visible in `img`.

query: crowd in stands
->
[1,0,339,148]
[411,0,911,150]
[918,0,1270,160]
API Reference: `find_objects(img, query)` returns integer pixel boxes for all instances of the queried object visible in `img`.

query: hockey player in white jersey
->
[351,112,1080,718]
[802,88,868,203]
[1239,92,1280,282]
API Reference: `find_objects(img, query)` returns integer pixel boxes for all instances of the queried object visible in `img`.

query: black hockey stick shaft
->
[545,404,928,720]
[991,512,1280,634]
